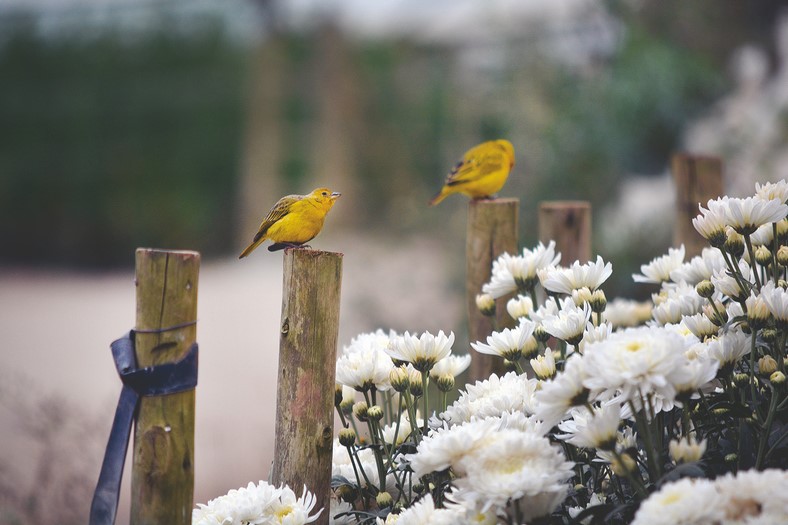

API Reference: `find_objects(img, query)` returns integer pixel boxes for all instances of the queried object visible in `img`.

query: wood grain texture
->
[672,154,724,257]
[132,248,200,525]
[538,201,592,264]
[466,198,519,382]
[272,248,343,525]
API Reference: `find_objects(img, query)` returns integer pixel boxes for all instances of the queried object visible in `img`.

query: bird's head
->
[309,187,341,209]
[496,139,515,168]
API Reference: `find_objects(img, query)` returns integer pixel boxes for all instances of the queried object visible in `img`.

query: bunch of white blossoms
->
[192,481,320,525]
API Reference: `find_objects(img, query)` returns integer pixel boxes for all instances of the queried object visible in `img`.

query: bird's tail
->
[428,187,451,206]
[239,236,266,259]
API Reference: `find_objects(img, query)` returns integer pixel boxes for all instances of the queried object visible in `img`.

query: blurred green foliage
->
[0,14,247,267]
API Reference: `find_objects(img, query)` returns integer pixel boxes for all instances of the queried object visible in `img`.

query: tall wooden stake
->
[272,248,343,525]
[538,201,592,264]
[132,248,200,525]
[672,153,724,257]
[467,198,519,382]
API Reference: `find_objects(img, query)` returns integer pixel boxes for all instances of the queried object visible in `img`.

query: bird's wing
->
[252,194,301,242]
[445,146,507,186]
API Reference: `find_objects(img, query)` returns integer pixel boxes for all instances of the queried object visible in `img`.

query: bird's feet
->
[268,242,306,252]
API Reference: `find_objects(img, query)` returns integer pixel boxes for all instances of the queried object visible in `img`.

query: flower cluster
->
[192,481,321,525]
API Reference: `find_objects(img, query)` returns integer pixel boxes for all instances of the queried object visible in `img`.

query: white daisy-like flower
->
[386,330,454,372]
[192,481,322,525]
[693,199,728,246]
[429,354,471,381]
[582,326,688,409]
[760,280,788,326]
[506,294,534,320]
[681,313,719,340]
[722,196,788,235]
[750,222,775,246]
[715,468,788,524]
[482,241,562,299]
[529,296,560,324]
[405,418,500,478]
[633,245,685,284]
[669,248,726,286]
[542,298,591,345]
[669,435,707,463]
[470,318,536,361]
[270,485,322,525]
[530,348,556,380]
[394,494,464,525]
[538,255,613,294]
[603,298,653,328]
[442,371,539,424]
[755,179,788,203]
[711,261,753,300]
[451,429,573,518]
[671,356,718,403]
[577,321,612,354]
[559,403,622,450]
[442,496,499,525]
[706,328,750,370]
[336,340,395,392]
[534,355,590,428]
[381,414,422,446]
[631,477,723,525]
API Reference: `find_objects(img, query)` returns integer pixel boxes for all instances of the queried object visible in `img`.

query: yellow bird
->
[429,139,515,206]
[239,187,341,258]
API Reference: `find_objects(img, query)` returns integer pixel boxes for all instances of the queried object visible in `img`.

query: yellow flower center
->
[625,340,644,352]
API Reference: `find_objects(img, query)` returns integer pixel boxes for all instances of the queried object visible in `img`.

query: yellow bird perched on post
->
[428,139,515,206]
[239,187,341,258]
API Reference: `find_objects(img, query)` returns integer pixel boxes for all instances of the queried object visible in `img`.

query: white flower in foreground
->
[192,481,322,525]
[452,429,573,518]
[755,179,788,203]
[386,330,454,372]
[577,321,612,354]
[429,354,471,380]
[706,328,750,370]
[603,298,653,328]
[722,195,788,235]
[693,199,728,247]
[631,477,723,525]
[669,248,726,286]
[542,298,591,345]
[561,404,621,450]
[336,340,395,392]
[582,326,688,409]
[506,294,534,320]
[534,355,590,428]
[443,371,538,424]
[760,280,788,326]
[394,494,464,525]
[270,485,322,525]
[750,222,775,246]
[711,261,753,300]
[671,357,718,403]
[530,348,557,380]
[406,418,499,478]
[633,245,685,284]
[482,241,561,298]
[381,414,422,446]
[538,255,613,294]
[681,313,719,340]
[715,468,788,524]
[470,319,536,361]
[669,435,707,463]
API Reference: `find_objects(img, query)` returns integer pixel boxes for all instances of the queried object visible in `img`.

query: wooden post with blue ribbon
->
[131,248,200,525]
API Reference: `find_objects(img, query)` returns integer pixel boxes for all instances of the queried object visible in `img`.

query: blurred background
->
[2,0,788,523]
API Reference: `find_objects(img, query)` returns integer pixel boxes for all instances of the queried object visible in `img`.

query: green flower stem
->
[421,371,430,435]
[514,360,524,375]
[441,390,448,414]
[772,223,779,284]
[744,234,762,290]
[344,444,368,507]
[756,384,781,470]
[368,418,387,492]
[718,247,750,311]
[403,390,421,444]
[629,397,661,481]
[529,287,539,310]
[707,297,725,323]
[611,448,648,499]
[749,331,758,411]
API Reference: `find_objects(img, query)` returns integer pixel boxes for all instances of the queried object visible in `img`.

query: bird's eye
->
[322,191,328,196]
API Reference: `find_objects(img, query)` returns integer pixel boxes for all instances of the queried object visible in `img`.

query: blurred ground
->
[0,232,461,524]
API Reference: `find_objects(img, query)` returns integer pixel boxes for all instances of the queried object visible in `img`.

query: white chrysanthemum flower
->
[577,321,612,354]
[495,410,546,435]
[715,468,788,524]
[711,261,753,300]
[750,222,775,246]
[538,255,613,294]
[386,330,454,372]
[633,245,685,284]
[381,414,422,446]
[529,296,560,324]
[603,298,653,328]
[706,328,750,370]
[442,371,538,424]
[192,481,322,525]
[760,280,788,325]
[559,404,621,450]
[669,248,726,286]
[582,326,688,409]
[595,426,639,465]
[270,485,322,525]
[506,294,534,320]
[756,179,788,203]
[631,477,723,525]
[442,496,499,525]
[452,429,573,518]
[669,435,707,463]
[542,298,591,345]
[394,494,464,525]
[534,355,590,428]
[406,418,499,478]
[470,319,536,361]
[530,348,556,380]
[482,241,562,299]
[722,196,788,235]
[681,313,719,340]
[429,354,471,380]
[693,199,728,246]
[336,341,395,392]
[671,356,718,402]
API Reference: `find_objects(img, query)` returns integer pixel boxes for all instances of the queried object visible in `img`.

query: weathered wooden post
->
[538,201,592,264]
[272,248,343,525]
[672,153,724,257]
[132,248,200,525]
[467,199,519,382]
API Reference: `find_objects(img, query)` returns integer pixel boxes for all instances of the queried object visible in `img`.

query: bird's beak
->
[331,192,341,199]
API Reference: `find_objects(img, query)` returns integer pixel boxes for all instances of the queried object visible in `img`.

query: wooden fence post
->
[271,248,343,525]
[672,153,724,258]
[132,248,200,525]
[538,201,592,264]
[467,199,519,382]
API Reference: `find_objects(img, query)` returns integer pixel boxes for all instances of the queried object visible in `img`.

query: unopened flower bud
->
[507,295,533,320]
[534,325,551,343]
[336,484,357,503]
[590,289,607,313]
[755,245,772,266]
[339,428,357,447]
[412,482,425,494]
[696,280,715,299]
[724,453,738,464]
[390,366,410,393]
[712,407,729,416]
[335,384,344,407]
[733,373,750,387]
[778,220,788,244]
[522,335,539,359]
[762,328,779,343]
[435,373,455,392]
[476,293,496,317]
[376,491,393,509]
[725,230,745,258]
[530,350,556,380]
[780,279,788,290]
[353,401,368,421]
[759,355,778,376]
[771,370,786,384]
[778,245,788,267]
[503,359,518,373]
[367,405,384,421]
[572,287,593,307]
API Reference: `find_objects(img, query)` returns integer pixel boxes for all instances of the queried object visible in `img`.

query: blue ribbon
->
[89,331,198,525]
